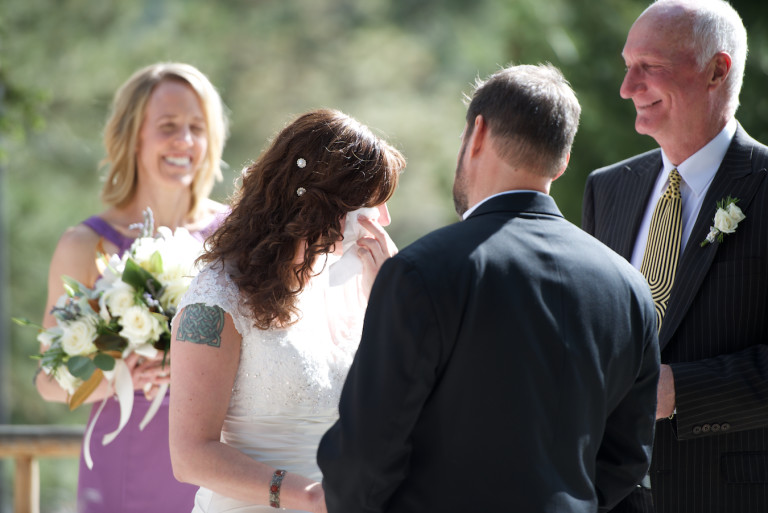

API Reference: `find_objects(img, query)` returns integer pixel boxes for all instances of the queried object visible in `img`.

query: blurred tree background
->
[1,0,766,510]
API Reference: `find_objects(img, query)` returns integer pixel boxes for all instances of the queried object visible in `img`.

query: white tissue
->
[329,207,379,286]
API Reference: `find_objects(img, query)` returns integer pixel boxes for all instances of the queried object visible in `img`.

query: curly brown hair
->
[200,109,405,329]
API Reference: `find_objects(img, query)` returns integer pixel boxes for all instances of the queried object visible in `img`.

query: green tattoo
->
[176,303,225,348]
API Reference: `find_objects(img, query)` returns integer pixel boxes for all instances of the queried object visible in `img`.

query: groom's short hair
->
[465,63,581,178]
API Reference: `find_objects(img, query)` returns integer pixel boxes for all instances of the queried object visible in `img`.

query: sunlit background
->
[2,0,767,510]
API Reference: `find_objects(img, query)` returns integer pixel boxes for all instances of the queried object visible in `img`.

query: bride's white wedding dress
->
[178,255,365,513]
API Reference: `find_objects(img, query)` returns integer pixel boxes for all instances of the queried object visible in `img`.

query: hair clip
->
[296,187,307,197]
[296,158,306,168]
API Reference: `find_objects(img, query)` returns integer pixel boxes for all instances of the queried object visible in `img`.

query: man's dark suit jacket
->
[582,125,768,513]
[318,192,660,513]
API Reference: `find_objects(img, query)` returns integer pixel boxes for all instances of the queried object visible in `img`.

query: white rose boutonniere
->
[701,196,745,246]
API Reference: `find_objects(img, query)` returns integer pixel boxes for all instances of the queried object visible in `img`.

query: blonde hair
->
[100,62,229,217]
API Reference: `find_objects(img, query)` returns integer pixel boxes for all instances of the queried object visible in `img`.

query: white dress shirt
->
[630,119,737,270]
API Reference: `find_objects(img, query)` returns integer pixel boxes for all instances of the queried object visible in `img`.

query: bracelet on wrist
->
[269,469,287,509]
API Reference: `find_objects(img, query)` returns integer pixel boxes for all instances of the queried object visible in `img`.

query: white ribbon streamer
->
[139,382,168,431]
[82,396,109,470]
[101,359,134,446]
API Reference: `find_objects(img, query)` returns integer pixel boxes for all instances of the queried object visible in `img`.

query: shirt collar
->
[660,118,737,198]
[462,190,540,220]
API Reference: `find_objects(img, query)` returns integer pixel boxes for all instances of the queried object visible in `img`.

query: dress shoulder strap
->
[81,216,134,255]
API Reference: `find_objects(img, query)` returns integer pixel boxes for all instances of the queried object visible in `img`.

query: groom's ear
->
[551,153,570,182]
[468,115,488,157]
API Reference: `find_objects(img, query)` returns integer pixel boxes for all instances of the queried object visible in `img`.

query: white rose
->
[131,237,163,266]
[53,366,83,395]
[119,305,163,348]
[100,282,136,320]
[93,253,126,290]
[60,319,98,356]
[727,203,746,223]
[713,208,739,234]
[37,326,62,350]
[158,271,193,310]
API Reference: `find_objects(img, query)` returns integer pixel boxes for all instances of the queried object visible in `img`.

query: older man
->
[319,64,660,513]
[583,1,768,512]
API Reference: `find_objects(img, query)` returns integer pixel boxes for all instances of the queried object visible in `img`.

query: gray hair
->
[646,0,747,116]
[464,63,581,178]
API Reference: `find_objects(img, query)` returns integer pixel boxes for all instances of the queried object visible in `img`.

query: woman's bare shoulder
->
[55,221,102,255]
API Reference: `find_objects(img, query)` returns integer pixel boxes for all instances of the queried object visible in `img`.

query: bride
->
[168,109,405,512]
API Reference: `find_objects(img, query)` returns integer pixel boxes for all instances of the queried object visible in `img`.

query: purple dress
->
[76,214,223,513]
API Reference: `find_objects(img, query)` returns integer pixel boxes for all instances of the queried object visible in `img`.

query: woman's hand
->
[305,481,327,513]
[125,352,171,400]
[355,215,398,298]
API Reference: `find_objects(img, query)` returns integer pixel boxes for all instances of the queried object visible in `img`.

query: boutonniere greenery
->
[700,196,745,247]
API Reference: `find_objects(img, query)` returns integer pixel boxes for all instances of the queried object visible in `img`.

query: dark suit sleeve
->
[595,291,660,512]
[669,159,768,440]
[582,173,596,235]
[318,255,440,513]
[671,345,768,439]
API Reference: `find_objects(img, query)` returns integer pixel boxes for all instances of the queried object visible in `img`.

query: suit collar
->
[607,152,663,261]
[659,124,767,348]
[466,191,563,220]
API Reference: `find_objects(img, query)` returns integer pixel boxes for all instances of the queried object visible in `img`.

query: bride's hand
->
[355,215,397,297]
[306,482,327,513]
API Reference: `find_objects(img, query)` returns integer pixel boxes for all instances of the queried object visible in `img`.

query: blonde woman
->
[37,62,229,512]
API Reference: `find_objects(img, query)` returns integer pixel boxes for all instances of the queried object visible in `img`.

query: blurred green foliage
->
[1,0,767,510]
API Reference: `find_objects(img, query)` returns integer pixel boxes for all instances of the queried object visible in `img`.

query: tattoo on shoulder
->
[176,303,225,348]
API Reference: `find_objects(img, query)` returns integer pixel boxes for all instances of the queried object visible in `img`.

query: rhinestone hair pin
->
[296,158,307,196]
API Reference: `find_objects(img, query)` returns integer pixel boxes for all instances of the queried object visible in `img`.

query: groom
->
[318,64,660,512]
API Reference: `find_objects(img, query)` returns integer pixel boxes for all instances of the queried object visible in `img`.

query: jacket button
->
[711,423,721,432]
[693,426,702,434]
[721,423,730,431]
[702,424,711,433]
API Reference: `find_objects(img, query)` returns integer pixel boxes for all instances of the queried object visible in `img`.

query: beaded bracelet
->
[269,469,287,508]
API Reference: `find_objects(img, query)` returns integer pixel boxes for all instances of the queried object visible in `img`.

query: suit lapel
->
[659,127,767,349]
[607,153,662,261]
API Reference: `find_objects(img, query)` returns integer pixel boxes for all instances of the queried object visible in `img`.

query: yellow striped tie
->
[640,168,682,331]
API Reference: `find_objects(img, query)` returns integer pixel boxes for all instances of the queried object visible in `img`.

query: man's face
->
[619,12,714,154]
[452,126,470,216]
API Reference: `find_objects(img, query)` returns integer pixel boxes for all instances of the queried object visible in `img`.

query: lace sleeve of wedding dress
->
[174,261,251,338]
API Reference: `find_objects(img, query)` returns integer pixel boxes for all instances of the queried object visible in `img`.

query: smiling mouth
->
[637,100,662,110]
[164,156,192,167]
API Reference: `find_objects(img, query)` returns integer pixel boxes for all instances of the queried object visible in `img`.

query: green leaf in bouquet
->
[67,355,97,380]
[12,317,39,328]
[69,368,104,411]
[153,331,172,353]
[37,344,67,371]
[148,250,164,274]
[62,275,89,297]
[93,352,116,371]
[94,330,128,352]
[122,257,162,294]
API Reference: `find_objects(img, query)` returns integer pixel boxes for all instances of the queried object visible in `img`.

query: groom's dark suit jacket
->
[583,125,768,513]
[318,192,660,513]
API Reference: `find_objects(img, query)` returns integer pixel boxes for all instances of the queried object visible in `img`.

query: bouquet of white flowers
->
[17,209,204,468]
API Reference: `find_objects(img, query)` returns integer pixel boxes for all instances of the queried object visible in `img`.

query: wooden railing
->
[0,424,84,513]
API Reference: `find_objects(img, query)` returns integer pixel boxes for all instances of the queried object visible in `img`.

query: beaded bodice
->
[178,261,356,418]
